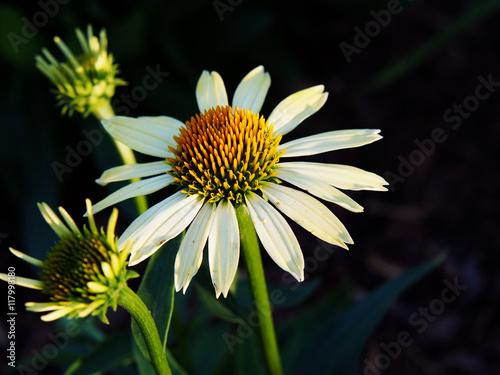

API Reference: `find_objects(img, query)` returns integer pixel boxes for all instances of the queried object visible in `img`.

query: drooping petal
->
[232,66,271,114]
[9,248,44,267]
[102,116,181,158]
[118,191,187,249]
[196,70,228,112]
[37,202,72,239]
[123,193,204,266]
[245,192,304,281]
[175,202,217,293]
[268,85,328,136]
[0,273,43,289]
[96,161,170,186]
[208,200,240,298]
[25,302,61,312]
[277,162,389,191]
[276,168,363,212]
[57,206,82,236]
[279,129,382,157]
[41,306,76,321]
[260,182,352,248]
[88,174,174,215]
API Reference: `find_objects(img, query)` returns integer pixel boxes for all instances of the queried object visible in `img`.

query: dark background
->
[1,0,499,374]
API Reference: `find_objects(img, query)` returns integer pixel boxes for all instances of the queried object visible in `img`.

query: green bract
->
[0,200,138,323]
[35,25,126,117]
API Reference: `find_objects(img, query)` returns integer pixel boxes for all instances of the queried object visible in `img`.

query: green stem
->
[92,101,148,215]
[236,204,283,375]
[118,286,172,375]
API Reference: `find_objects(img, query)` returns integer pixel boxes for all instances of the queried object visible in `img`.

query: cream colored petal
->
[58,206,82,236]
[196,70,229,112]
[260,182,352,248]
[88,175,173,215]
[0,273,43,289]
[277,162,388,191]
[37,202,72,239]
[41,306,75,321]
[96,161,170,186]
[268,85,328,136]
[279,129,382,157]
[276,168,363,212]
[9,248,44,267]
[175,202,217,293]
[118,191,187,249]
[245,192,304,281]
[102,116,180,158]
[25,302,61,312]
[78,300,104,318]
[123,193,204,266]
[138,116,184,134]
[232,66,271,113]
[208,200,240,298]
[87,281,109,293]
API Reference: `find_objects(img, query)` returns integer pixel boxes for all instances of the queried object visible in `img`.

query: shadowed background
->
[1,0,499,374]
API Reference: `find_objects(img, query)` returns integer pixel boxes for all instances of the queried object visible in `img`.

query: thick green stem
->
[236,204,283,375]
[92,101,148,215]
[118,286,172,375]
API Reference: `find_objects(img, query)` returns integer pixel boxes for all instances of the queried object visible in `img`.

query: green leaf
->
[133,343,187,375]
[282,253,445,375]
[235,277,321,310]
[64,332,133,375]
[193,261,246,324]
[131,234,183,374]
[234,330,267,375]
[279,283,352,371]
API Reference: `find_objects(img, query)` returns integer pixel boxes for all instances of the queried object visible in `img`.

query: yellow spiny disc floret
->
[41,233,114,301]
[167,106,285,204]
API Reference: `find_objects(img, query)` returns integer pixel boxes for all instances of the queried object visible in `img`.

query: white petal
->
[277,162,388,191]
[102,116,181,158]
[245,192,304,281]
[196,70,228,112]
[232,66,271,113]
[96,161,170,186]
[123,192,204,265]
[89,175,173,215]
[119,191,186,248]
[276,168,363,212]
[138,116,185,133]
[279,129,382,157]
[175,202,217,293]
[260,182,352,248]
[268,85,328,136]
[208,200,239,298]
